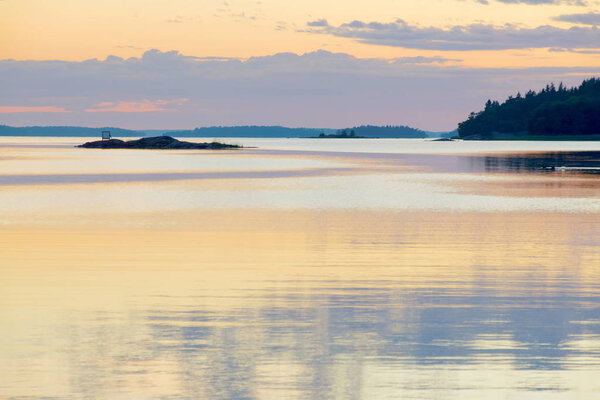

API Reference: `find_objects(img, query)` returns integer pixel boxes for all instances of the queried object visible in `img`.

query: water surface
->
[1,137,599,399]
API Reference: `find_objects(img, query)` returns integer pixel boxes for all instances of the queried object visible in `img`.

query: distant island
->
[78,136,241,150]
[310,129,366,138]
[458,78,600,140]
[328,125,428,139]
[167,125,430,138]
[0,124,448,138]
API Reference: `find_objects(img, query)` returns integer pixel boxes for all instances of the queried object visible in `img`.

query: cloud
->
[167,15,184,24]
[393,56,462,64]
[85,99,188,113]
[304,18,600,51]
[554,12,600,26]
[307,19,328,27]
[549,46,600,53]
[488,0,587,4]
[0,106,70,113]
[1,49,599,130]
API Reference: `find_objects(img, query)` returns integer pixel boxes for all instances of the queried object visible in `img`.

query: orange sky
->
[1,0,599,129]
[1,0,599,67]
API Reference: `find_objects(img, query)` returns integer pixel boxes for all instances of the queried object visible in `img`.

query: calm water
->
[1,137,600,399]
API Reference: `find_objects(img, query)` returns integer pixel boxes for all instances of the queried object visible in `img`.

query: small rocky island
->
[78,136,241,149]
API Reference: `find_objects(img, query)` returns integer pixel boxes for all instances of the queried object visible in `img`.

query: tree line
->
[458,78,600,138]
[337,125,427,138]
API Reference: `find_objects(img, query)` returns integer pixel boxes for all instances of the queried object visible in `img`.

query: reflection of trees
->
[460,152,600,174]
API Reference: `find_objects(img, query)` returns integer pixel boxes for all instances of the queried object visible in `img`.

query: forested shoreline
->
[458,78,600,139]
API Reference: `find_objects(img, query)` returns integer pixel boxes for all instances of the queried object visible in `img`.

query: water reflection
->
[460,151,600,174]
[1,139,600,399]
[2,210,600,398]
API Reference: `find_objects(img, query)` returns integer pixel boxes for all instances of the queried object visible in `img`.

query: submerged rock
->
[78,136,241,149]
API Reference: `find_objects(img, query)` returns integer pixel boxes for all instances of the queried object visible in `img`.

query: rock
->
[77,136,241,150]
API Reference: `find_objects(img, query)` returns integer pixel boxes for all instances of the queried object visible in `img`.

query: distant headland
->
[78,136,241,150]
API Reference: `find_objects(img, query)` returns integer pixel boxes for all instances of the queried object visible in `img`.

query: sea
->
[1,137,600,399]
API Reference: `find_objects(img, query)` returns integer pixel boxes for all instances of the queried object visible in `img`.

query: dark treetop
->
[78,136,241,149]
[458,78,600,139]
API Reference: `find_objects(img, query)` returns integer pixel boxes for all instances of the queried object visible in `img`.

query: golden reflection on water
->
[2,210,600,398]
[1,139,600,399]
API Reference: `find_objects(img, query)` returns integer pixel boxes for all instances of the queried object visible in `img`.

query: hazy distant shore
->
[0,124,453,139]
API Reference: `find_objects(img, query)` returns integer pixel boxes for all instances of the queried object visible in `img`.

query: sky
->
[1,0,600,130]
